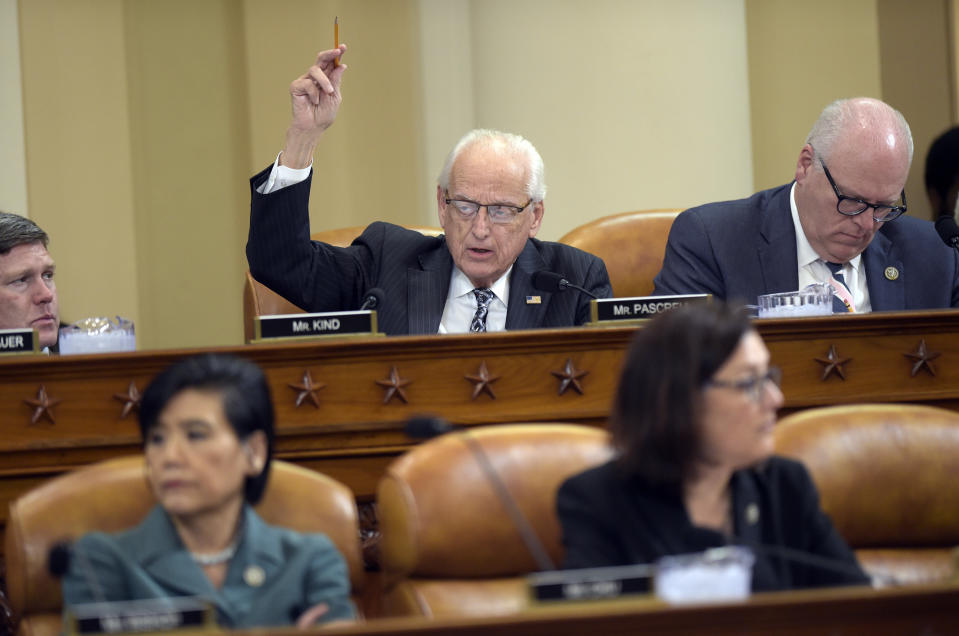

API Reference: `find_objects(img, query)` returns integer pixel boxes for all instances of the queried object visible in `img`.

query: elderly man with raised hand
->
[246,45,611,336]
[0,211,59,350]
[653,97,959,312]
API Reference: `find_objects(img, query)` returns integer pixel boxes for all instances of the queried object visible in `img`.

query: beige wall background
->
[6,0,958,350]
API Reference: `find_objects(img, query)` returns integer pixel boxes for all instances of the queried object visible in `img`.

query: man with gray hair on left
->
[246,45,612,335]
[0,211,59,351]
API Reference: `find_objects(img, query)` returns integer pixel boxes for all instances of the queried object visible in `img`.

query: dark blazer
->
[246,166,612,335]
[557,456,869,592]
[62,505,355,629]
[652,184,959,309]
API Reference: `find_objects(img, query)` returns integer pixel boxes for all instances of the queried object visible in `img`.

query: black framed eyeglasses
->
[706,366,782,403]
[444,191,532,225]
[819,159,907,223]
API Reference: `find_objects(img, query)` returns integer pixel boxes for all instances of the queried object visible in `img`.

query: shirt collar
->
[450,265,512,307]
[790,182,862,271]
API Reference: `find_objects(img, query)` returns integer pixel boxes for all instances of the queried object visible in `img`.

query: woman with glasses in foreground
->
[62,353,355,628]
[558,303,869,590]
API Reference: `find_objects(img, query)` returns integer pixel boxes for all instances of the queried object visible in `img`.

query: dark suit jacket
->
[557,456,869,592]
[652,184,959,309]
[246,166,612,335]
[62,505,355,629]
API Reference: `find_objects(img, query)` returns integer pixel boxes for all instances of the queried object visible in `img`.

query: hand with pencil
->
[281,40,347,169]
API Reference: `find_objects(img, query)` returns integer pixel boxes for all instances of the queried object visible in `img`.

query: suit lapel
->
[409,242,454,334]
[863,231,903,310]
[757,187,800,295]
[505,241,551,330]
[132,507,218,600]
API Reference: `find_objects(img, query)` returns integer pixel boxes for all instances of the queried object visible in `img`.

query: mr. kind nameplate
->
[589,294,711,325]
[0,328,40,355]
[252,310,379,342]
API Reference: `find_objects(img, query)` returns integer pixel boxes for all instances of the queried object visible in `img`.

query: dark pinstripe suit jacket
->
[246,166,612,335]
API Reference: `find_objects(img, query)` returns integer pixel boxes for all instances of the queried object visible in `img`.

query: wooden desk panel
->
[2,311,959,531]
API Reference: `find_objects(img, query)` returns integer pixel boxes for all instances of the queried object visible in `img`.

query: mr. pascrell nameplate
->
[589,294,711,325]
[252,311,380,343]
[0,328,40,355]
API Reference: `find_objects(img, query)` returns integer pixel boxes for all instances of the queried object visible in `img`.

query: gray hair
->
[0,211,49,255]
[805,97,914,169]
[437,129,547,202]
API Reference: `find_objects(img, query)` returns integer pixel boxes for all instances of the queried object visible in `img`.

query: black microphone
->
[531,270,599,299]
[404,416,557,571]
[935,214,959,249]
[49,540,107,604]
[359,287,385,311]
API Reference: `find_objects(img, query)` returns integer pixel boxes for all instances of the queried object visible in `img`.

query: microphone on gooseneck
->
[731,539,898,588]
[531,270,599,299]
[404,416,557,572]
[359,287,385,311]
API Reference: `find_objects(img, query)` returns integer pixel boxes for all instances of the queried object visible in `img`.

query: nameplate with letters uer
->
[528,563,655,603]
[0,328,40,355]
[252,310,380,343]
[589,294,711,326]
[66,596,215,634]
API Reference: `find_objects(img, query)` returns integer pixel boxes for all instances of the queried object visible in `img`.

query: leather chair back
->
[559,209,681,298]
[377,423,613,617]
[243,225,442,342]
[5,457,363,636]
[774,404,959,585]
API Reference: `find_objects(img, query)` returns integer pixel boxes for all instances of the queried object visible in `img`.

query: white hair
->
[805,97,914,169]
[437,129,547,202]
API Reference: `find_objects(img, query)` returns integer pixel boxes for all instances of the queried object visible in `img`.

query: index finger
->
[315,44,347,67]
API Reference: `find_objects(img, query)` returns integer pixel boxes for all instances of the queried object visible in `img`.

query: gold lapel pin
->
[884,266,899,281]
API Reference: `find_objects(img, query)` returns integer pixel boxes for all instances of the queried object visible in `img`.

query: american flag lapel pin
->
[526,295,542,305]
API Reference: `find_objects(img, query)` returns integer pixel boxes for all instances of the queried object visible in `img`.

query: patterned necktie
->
[824,261,853,313]
[469,288,495,333]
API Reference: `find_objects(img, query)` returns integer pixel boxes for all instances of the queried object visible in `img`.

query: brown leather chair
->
[376,423,613,618]
[774,404,959,585]
[243,225,443,342]
[5,457,364,636]
[559,209,682,298]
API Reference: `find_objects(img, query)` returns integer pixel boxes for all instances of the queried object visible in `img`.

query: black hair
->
[925,127,959,213]
[139,353,275,503]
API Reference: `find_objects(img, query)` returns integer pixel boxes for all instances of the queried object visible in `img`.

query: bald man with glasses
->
[653,97,959,312]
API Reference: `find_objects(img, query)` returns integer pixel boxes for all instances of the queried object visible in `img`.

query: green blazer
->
[62,505,355,628]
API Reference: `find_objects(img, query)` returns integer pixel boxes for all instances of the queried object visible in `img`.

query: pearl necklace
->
[190,533,241,566]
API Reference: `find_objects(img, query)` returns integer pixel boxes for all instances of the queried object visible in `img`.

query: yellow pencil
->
[334,16,339,67]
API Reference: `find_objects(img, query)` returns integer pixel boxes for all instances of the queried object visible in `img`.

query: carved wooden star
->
[375,366,411,404]
[288,369,326,408]
[112,381,142,419]
[814,345,852,381]
[551,358,589,395]
[24,384,62,425]
[465,361,500,400]
[903,339,941,377]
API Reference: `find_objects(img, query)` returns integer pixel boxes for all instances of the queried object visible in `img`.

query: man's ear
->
[528,201,545,238]
[795,144,815,184]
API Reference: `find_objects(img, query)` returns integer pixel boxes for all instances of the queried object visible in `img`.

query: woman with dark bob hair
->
[558,303,869,590]
[62,353,355,628]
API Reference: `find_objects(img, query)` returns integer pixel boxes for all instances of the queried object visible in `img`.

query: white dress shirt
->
[790,183,872,312]
[438,266,510,334]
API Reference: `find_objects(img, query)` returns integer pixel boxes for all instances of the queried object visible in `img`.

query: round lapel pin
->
[243,565,266,587]
[884,266,899,281]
